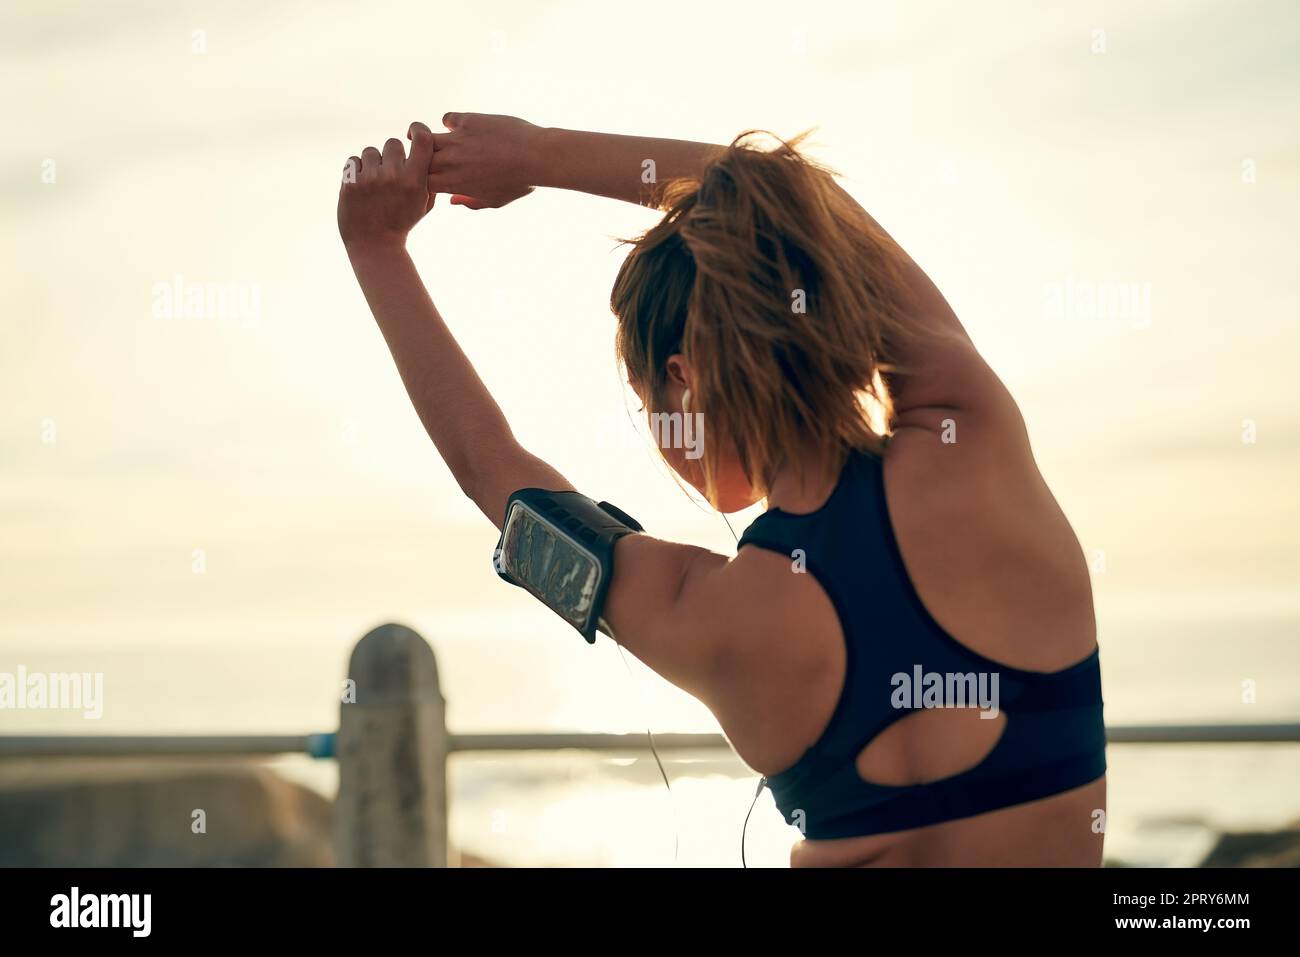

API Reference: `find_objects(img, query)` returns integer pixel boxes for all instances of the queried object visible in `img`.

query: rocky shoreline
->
[0,758,494,868]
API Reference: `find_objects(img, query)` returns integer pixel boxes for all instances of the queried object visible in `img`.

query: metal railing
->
[4,723,1299,760]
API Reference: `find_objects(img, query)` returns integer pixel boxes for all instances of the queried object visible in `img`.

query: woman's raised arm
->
[338,124,575,526]
[427,112,723,209]
[532,125,724,208]
[339,122,748,693]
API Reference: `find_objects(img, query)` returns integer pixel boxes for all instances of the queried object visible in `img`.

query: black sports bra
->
[738,447,1106,840]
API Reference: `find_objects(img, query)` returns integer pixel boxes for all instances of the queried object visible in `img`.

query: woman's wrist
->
[344,233,409,262]
[530,125,568,189]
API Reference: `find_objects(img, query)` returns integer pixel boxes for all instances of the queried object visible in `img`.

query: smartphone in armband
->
[493,489,643,643]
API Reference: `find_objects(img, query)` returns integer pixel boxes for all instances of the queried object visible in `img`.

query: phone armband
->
[493,489,644,643]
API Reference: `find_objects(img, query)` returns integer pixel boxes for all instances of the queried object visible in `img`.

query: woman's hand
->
[426,112,544,210]
[337,123,437,251]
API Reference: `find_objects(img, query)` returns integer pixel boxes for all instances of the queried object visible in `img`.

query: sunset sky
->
[3,0,1298,743]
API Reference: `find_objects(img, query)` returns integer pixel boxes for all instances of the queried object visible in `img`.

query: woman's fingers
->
[406,122,436,179]
[349,119,475,198]
[449,194,492,210]
[381,137,406,171]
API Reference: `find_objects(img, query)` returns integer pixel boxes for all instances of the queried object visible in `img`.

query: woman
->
[337,113,1107,867]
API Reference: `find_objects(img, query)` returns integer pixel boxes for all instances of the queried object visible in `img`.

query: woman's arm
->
[533,126,724,207]
[339,123,752,694]
[426,112,723,210]
[339,125,573,525]
[345,243,573,523]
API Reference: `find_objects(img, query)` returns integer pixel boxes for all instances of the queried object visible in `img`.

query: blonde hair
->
[611,131,919,507]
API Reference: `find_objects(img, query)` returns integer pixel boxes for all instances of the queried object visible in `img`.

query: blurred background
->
[1,0,1297,866]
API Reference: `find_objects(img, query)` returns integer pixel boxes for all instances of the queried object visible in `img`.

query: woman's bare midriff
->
[789,777,1107,867]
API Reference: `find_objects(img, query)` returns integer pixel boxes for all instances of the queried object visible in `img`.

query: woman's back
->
[703,361,1106,866]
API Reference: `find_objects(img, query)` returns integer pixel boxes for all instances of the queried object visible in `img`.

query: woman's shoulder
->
[883,401,1098,672]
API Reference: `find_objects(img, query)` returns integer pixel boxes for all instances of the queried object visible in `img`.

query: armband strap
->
[493,489,643,643]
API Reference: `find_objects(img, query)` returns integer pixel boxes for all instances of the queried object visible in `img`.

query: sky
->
[2,0,1299,741]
